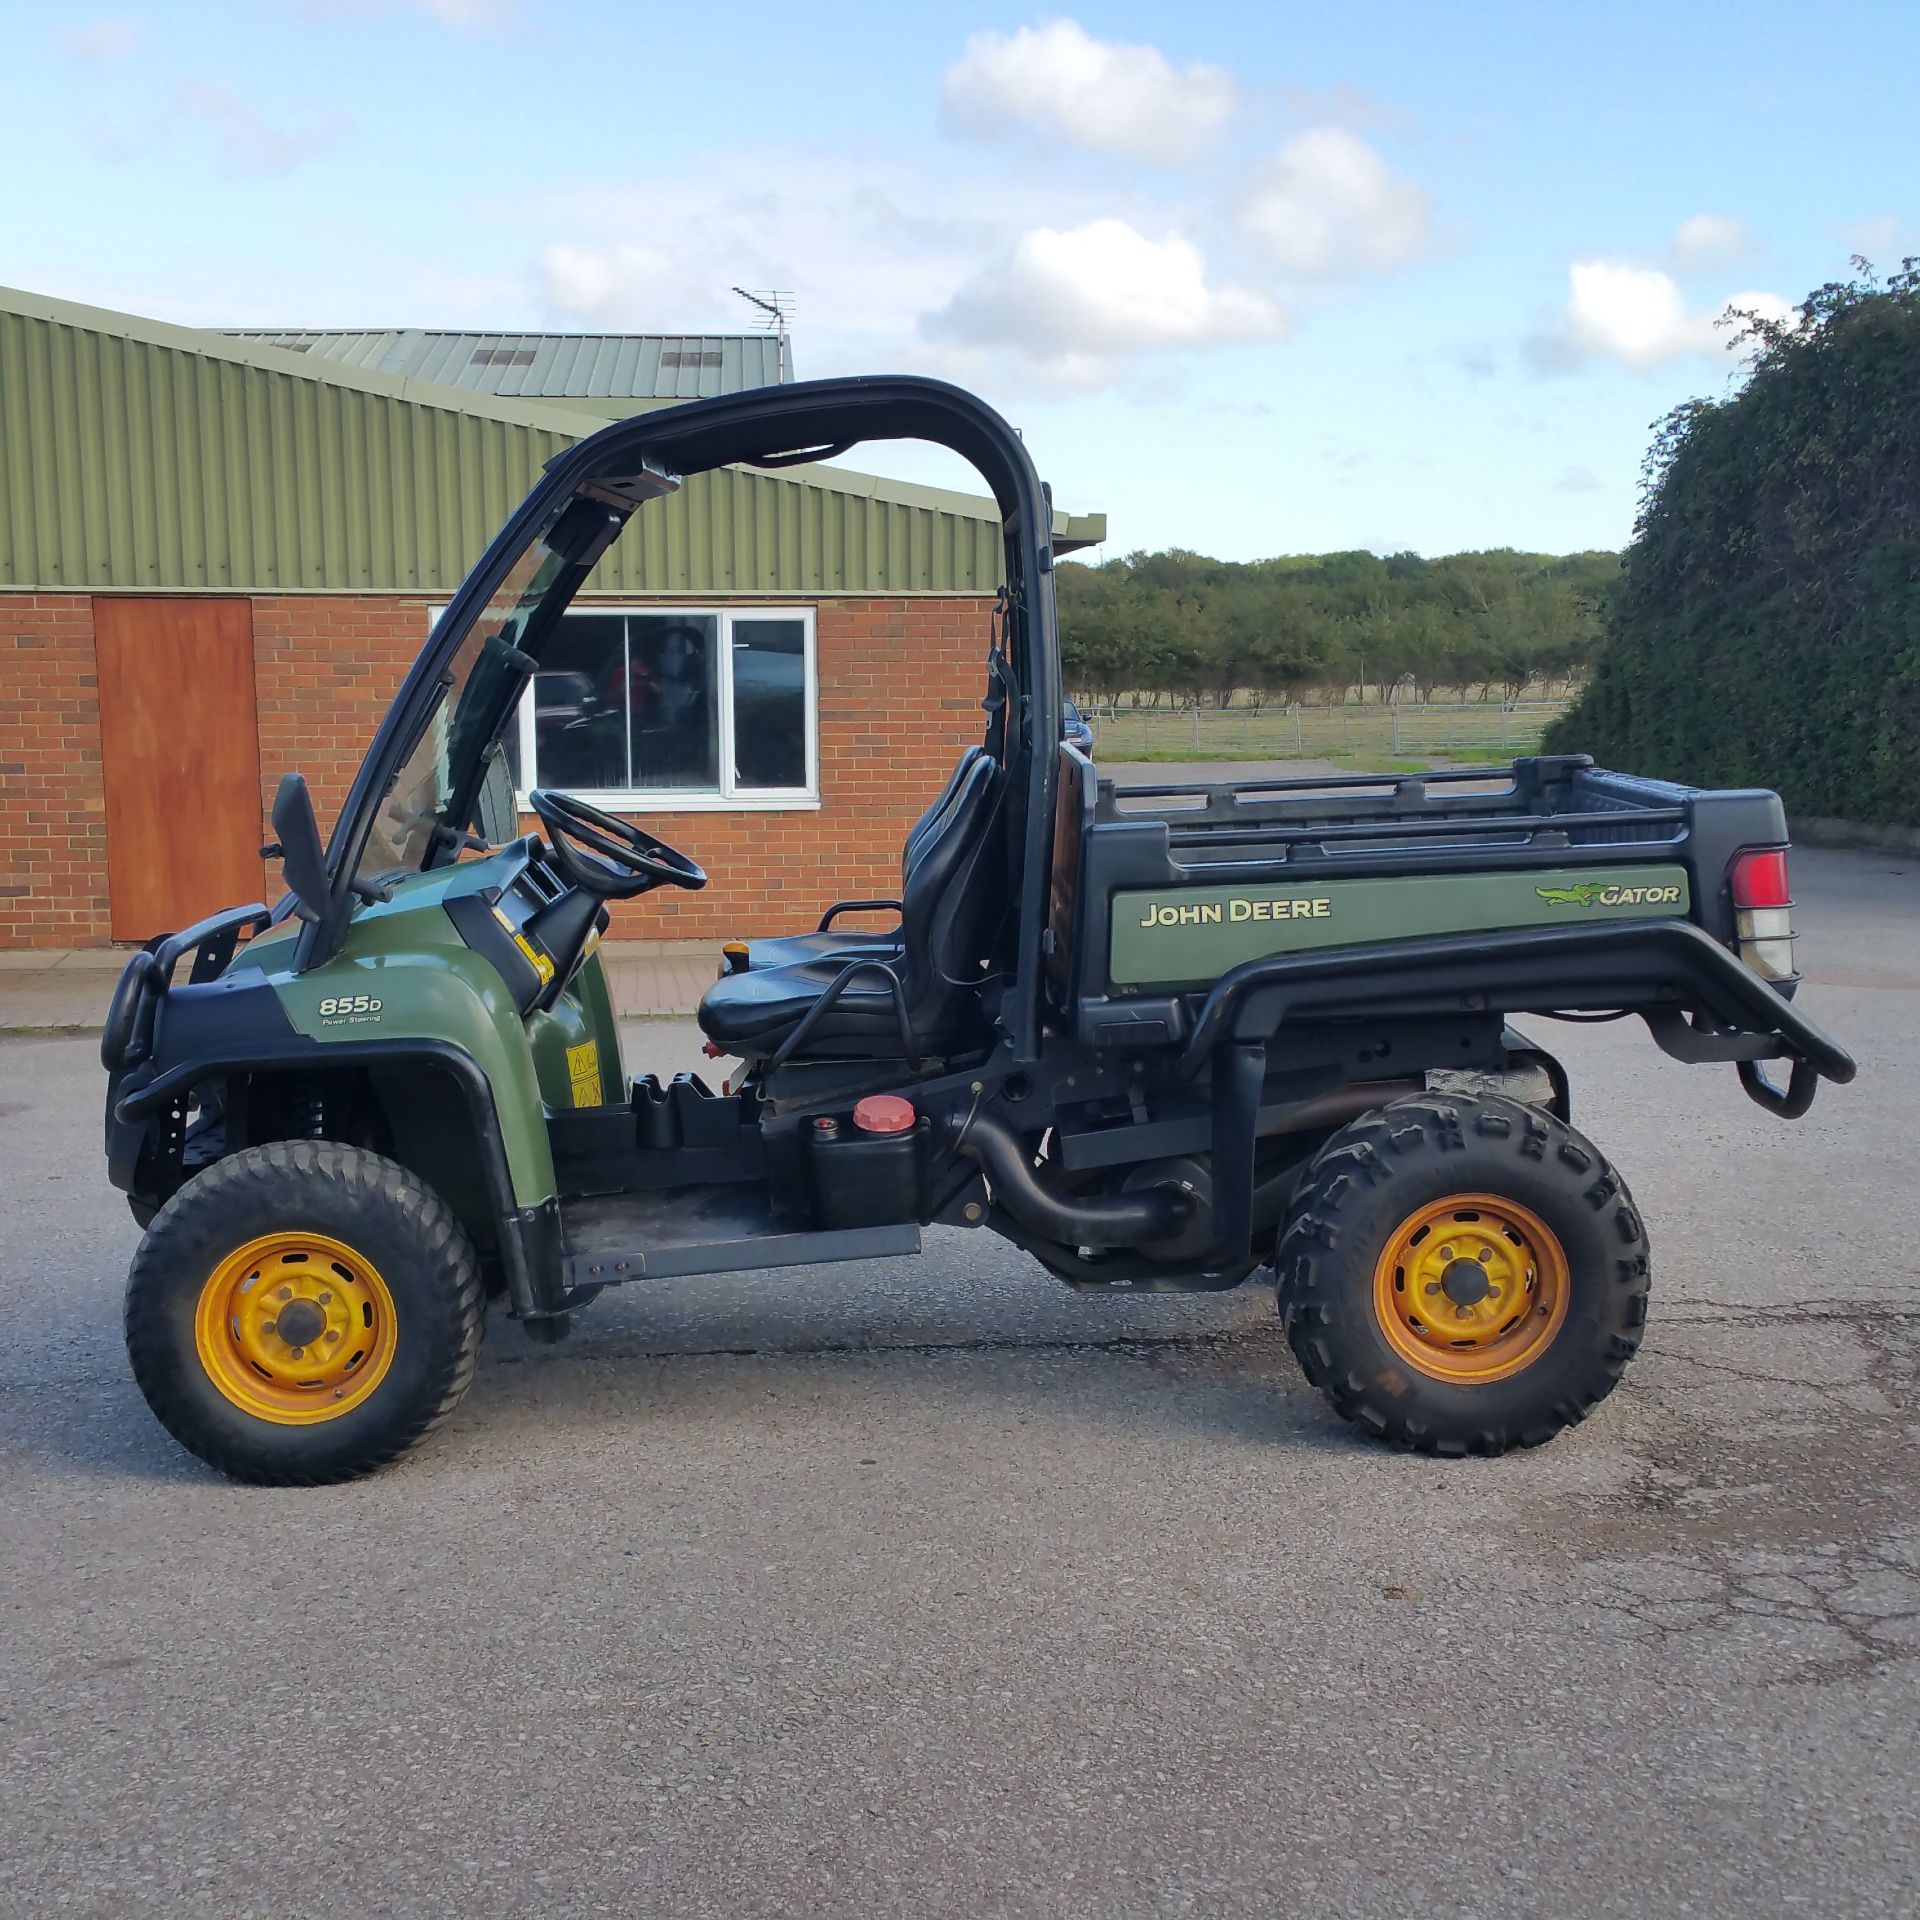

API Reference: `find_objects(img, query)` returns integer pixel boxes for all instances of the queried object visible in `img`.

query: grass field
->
[1085,699,1571,765]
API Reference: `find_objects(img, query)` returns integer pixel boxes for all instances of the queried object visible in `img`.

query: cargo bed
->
[1046,751,1853,1115]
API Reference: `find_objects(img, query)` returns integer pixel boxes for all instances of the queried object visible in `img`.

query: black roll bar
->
[316,376,1062,1063]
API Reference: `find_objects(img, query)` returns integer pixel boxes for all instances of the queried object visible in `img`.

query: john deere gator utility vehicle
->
[101,376,1855,1483]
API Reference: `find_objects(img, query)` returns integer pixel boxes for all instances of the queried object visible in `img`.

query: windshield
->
[353,515,576,887]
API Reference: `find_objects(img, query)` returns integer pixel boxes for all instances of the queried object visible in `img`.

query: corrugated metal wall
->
[0,306,1005,595]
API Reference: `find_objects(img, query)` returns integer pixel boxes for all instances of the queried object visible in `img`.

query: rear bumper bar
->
[1174,918,1855,1115]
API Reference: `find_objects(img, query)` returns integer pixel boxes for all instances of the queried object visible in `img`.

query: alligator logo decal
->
[1538,881,1684,909]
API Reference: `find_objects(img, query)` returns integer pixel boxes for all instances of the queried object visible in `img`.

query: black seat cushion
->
[698,956,905,1054]
[744,927,901,973]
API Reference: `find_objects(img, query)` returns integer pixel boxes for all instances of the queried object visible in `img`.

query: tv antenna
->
[732,287,793,383]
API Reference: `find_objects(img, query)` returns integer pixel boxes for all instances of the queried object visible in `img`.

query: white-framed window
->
[501,604,819,812]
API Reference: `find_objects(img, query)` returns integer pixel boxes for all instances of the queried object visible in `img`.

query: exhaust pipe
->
[947,1083,1420,1253]
[945,1107,1191,1249]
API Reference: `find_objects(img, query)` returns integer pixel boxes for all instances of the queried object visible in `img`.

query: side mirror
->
[270,772,330,924]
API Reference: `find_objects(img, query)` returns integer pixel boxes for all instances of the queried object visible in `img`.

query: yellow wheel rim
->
[192,1232,398,1425]
[1371,1192,1570,1384]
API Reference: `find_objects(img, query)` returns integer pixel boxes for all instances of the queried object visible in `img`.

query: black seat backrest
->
[901,745,984,884]
[897,752,1005,1037]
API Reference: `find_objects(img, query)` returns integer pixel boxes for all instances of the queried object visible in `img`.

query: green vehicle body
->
[90,370,1880,1491]
[1109,863,1693,988]
[228,858,624,1213]
[97,372,1857,1459]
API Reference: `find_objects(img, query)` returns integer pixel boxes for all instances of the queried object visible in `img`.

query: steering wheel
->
[527,789,708,899]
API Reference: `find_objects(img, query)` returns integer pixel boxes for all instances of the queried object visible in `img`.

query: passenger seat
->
[733,745,986,972]
[698,751,1005,1061]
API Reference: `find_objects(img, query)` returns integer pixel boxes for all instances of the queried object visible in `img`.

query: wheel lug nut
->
[290,1347,306,1359]
[278,1286,292,1301]
[1424,1282,1441,1296]
[317,1291,332,1305]
[263,1320,277,1335]
[1477,1247,1493,1263]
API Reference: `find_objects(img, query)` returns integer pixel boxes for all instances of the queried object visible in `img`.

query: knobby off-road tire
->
[125,1142,484,1485]
[1276,1092,1649,1456]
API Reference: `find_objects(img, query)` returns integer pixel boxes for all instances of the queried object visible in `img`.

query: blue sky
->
[6,0,1916,560]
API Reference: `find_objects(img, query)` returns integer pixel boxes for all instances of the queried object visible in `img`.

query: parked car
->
[1063,698,1093,753]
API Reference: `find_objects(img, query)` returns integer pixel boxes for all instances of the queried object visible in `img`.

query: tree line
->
[1546,261,1920,824]
[1056,545,1620,710]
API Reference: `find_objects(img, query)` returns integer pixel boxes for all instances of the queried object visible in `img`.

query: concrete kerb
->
[1792,816,1920,857]
[0,949,128,972]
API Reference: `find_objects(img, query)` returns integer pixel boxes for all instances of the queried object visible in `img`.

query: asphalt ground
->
[0,846,1915,1917]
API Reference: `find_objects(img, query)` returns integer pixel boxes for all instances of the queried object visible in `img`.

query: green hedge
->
[1544,264,1920,824]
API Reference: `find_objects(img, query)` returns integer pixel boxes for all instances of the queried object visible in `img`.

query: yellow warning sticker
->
[492,904,555,984]
[566,1040,603,1109]
[512,929,555,985]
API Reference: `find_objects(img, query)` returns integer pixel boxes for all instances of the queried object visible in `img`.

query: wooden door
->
[94,598,265,941]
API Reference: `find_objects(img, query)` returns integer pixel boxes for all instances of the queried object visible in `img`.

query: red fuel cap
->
[852,1094,916,1134]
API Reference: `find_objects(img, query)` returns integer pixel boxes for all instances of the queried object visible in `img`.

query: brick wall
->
[0,593,108,949]
[0,590,991,950]
[252,595,431,833]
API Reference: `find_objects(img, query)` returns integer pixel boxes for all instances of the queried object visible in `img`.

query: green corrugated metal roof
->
[0,285,1103,594]
[221,328,789,409]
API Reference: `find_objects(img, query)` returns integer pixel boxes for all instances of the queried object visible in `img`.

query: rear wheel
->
[125,1141,483,1484]
[1276,1093,1649,1455]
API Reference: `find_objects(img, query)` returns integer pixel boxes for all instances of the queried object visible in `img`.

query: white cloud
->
[530,150,1302,394]
[1553,465,1601,493]
[62,15,139,61]
[922,218,1289,386]
[1723,289,1797,328]
[1528,260,1793,372]
[1556,261,1700,368]
[406,0,513,20]
[302,0,517,30]
[538,243,681,324]
[533,155,1295,405]
[941,20,1237,164]
[1280,83,1414,134]
[1836,213,1910,258]
[1236,129,1436,279]
[526,151,1026,373]
[175,83,349,174]
[1670,213,1755,273]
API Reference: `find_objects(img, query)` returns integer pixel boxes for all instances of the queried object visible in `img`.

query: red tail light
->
[1730,848,1790,909]
[1727,847,1795,980]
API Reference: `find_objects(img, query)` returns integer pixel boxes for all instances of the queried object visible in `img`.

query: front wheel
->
[1276,1093,1649,1455]
[125,1142,484,1484]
